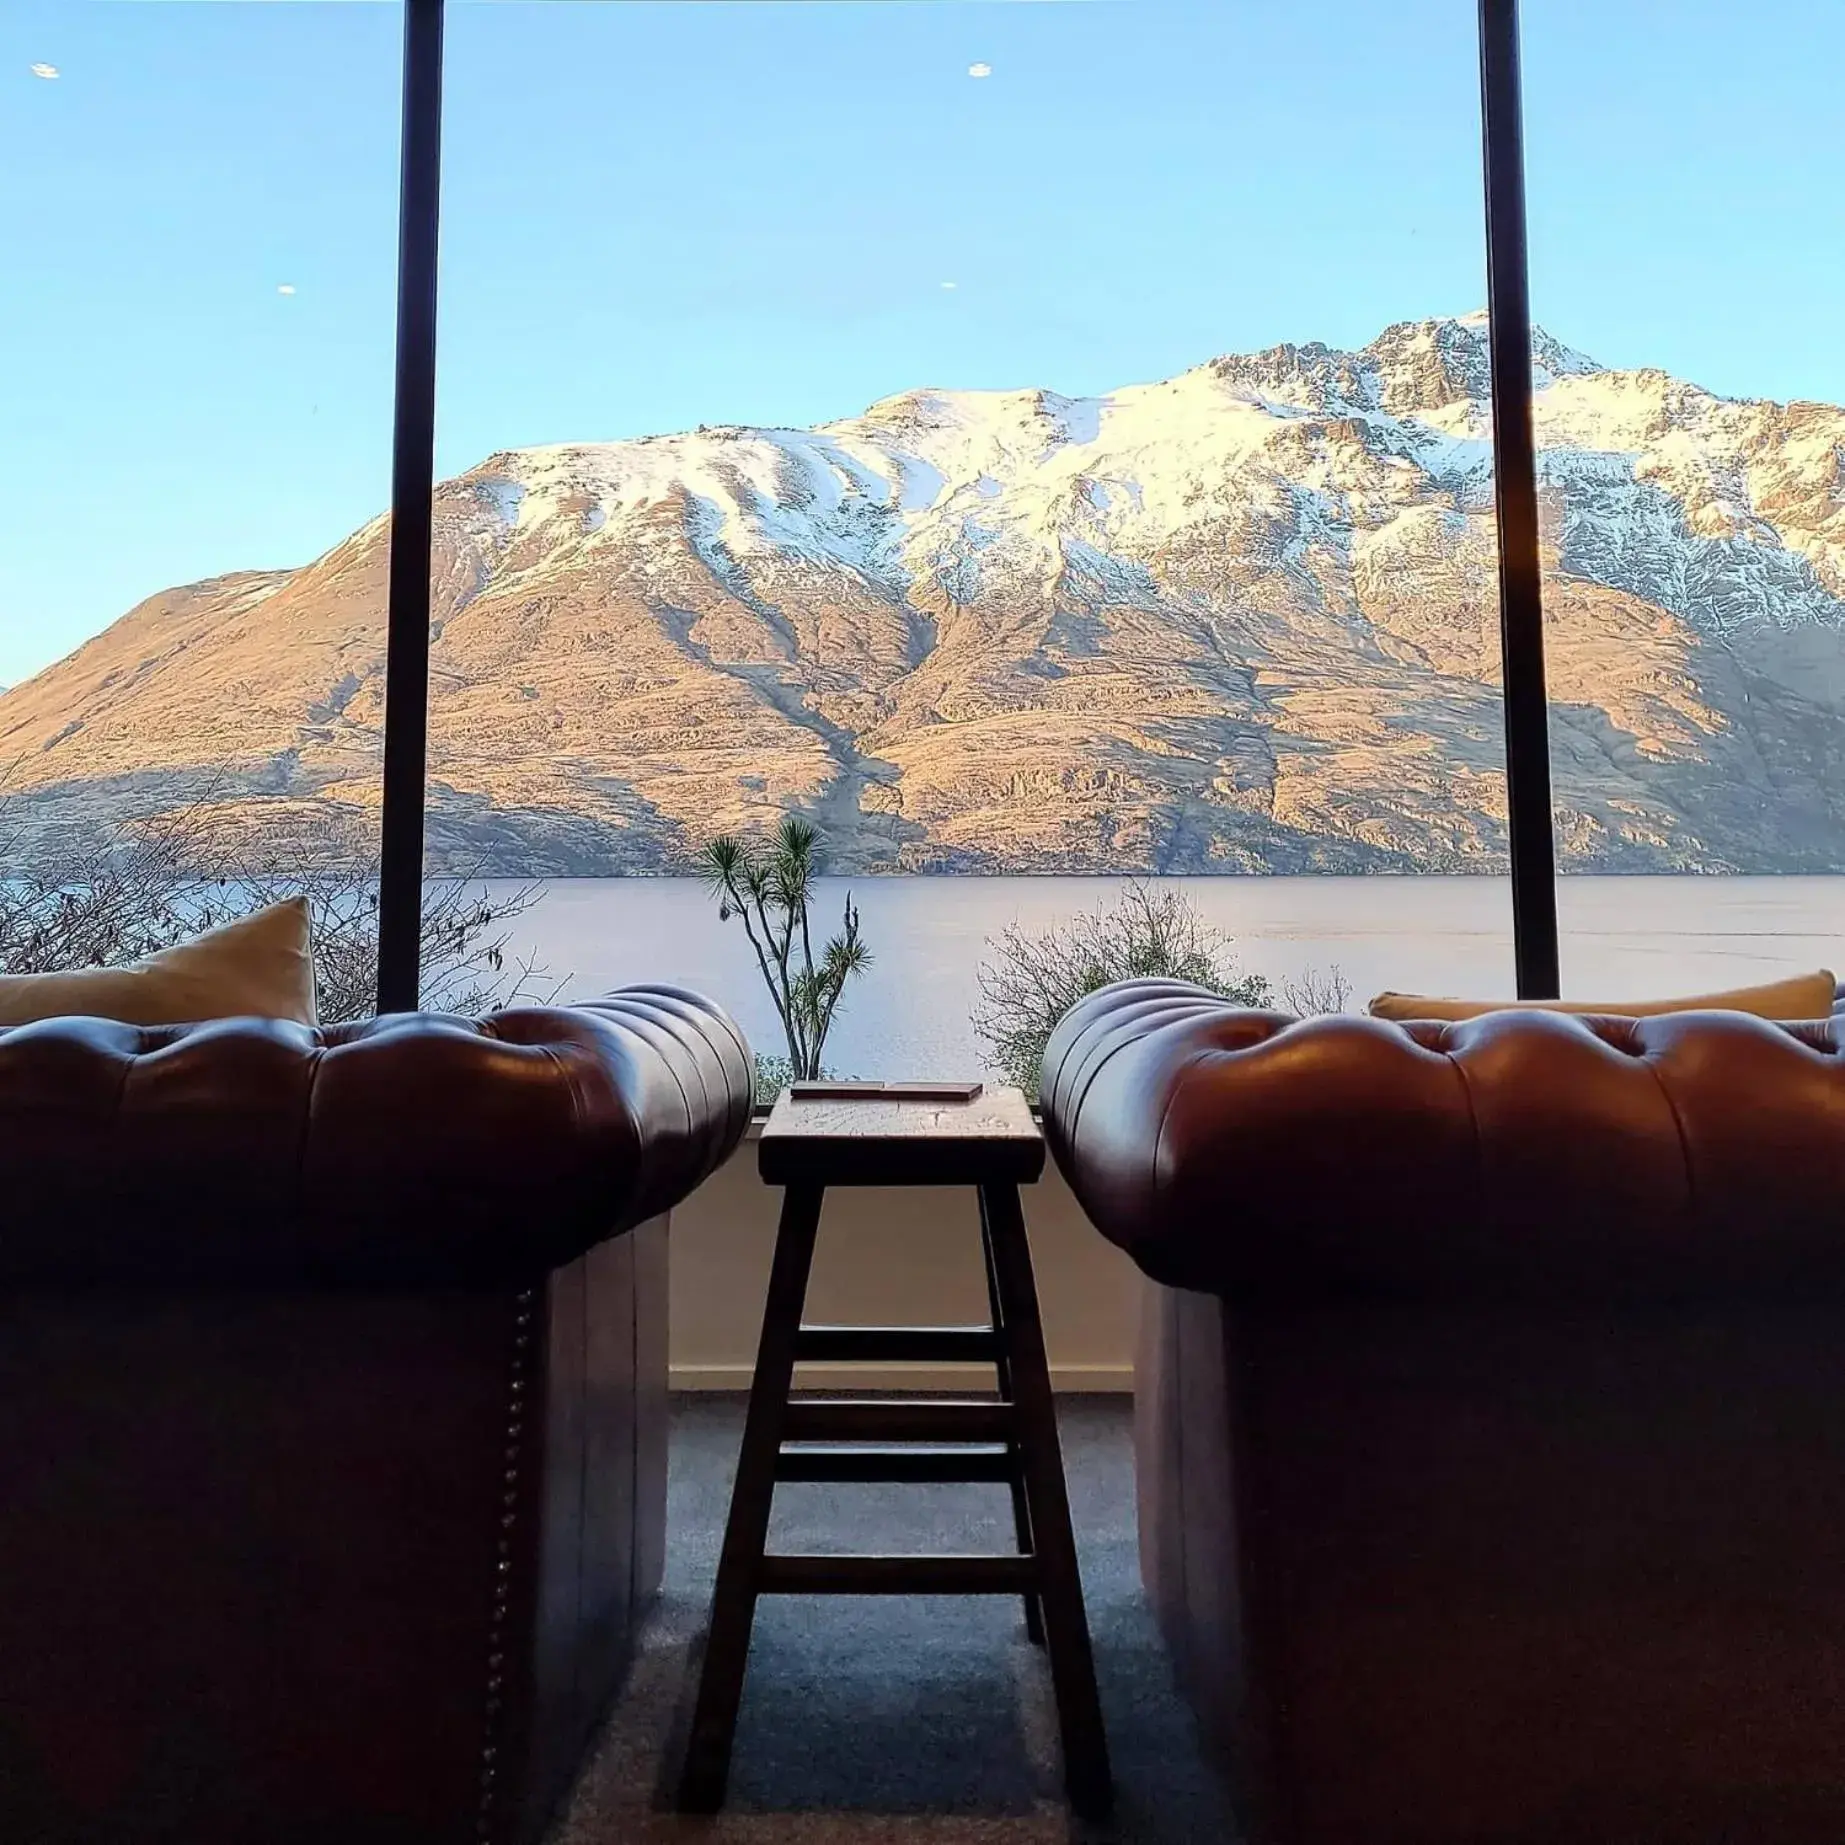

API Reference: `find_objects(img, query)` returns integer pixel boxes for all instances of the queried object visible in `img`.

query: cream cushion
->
[1369,968,1836,1024]
[0,897,319,1028]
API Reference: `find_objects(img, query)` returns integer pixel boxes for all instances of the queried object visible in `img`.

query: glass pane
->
[437,0,1509,1083]
[1526,0,1845,1000]
[0,1,401,1019]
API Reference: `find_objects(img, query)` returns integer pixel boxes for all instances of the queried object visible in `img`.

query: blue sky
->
[2,0,1840,685]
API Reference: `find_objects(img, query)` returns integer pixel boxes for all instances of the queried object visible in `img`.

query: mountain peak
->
[1363,314,1602,407]
[1373,310,1599,371]
[1200,313,1601,419]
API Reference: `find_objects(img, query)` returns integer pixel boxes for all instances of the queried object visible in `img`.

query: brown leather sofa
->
[0,984,751,1845]
[1043,977,1845,1845]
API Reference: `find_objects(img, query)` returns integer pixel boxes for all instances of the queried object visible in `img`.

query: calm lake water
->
[492,875,1845,1079]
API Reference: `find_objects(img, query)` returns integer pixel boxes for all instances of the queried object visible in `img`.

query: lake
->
[493,875,1845,1079]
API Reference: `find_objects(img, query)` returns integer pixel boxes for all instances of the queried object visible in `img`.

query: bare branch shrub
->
[0,789,552,1021]
[1279,963,1354,1016]
[972,880,1274,1094]
[972,880,1356,1094]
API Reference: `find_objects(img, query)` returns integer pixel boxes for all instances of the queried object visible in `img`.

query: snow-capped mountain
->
[3,314,1842,873]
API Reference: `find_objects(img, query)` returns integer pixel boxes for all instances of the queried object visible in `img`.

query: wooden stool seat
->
[677,1086,1112,1819]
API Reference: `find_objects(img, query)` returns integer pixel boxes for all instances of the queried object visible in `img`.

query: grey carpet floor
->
[548,1395,1237,1845]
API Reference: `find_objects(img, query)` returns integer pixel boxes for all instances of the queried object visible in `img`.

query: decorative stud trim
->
[477,1286,538,1845]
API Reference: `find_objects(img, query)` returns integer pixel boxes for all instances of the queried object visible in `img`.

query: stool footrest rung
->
[782,1399,1015,1444]
[795,1324,1001,1364]
[758,1553,1037,1596]
[776,1442,1016,1484]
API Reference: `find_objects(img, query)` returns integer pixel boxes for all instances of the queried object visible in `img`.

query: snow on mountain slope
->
[456,312,1842,647]
[2,314,1841,874]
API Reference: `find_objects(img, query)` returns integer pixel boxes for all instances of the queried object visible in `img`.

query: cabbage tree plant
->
[701,815,871,1090]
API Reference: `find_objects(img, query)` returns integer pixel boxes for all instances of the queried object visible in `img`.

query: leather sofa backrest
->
[1042,980,1845,1304]
[0,985,752,1288]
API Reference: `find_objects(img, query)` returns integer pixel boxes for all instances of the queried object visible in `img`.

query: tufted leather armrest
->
[1040,978,1845,1304]
[0,983,753,1288]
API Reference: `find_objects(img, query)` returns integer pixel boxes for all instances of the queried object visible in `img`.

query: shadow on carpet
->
[548,1395,1237,1844]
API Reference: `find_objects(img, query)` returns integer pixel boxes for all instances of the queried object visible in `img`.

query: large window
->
[1525,0,1845,994]
[436,0,1511,1079]
[15,4,1826,1062]
[0,0,400,1017]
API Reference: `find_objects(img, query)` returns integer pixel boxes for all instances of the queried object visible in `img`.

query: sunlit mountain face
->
[4,315,1842,875]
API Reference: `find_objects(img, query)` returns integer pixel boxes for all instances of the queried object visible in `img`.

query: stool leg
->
[981,1181,1113,1820]
[979,1187,1045,1646]
[678,1182,824,1811]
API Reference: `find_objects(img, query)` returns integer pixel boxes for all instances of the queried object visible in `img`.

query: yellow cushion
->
[1368,969,1836,1024]
[0,897,319,1028]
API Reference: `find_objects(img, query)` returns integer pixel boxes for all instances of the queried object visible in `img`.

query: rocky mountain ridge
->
[3,313,1842,874]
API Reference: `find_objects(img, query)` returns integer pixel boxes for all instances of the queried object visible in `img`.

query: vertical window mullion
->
[1479,0,1561,999]
[377,0,445,1014]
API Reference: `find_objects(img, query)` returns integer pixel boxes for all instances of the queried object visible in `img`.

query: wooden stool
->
[677,1087,1112,1818]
